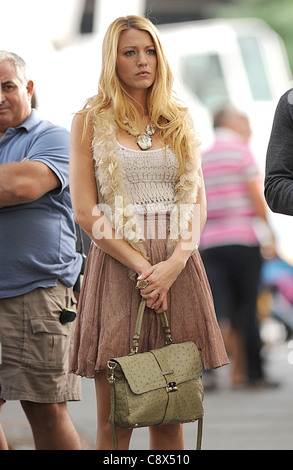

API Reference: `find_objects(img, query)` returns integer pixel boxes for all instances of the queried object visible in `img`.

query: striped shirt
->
[200,129,260,249]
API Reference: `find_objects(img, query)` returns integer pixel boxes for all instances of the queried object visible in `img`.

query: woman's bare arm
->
[69,112,151,275]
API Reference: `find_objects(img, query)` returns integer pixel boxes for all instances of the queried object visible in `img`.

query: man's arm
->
[265,91,293,216]
[0,158,60,208]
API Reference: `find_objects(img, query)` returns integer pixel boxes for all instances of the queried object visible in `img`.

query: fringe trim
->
[92,111,202,260]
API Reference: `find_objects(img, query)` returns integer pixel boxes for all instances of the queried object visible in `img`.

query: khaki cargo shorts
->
[0,282,81,403]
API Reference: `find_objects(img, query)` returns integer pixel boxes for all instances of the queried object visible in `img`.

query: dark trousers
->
[201,245,263,381]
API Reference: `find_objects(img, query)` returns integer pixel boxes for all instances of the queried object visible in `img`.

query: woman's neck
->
[127,90,148,118]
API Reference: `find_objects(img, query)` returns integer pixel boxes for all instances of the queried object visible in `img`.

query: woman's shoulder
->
[72,109,89,128]
[71,110,95,145]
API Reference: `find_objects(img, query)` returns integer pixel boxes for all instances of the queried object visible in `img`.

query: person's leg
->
[201,247,234,387]
[0,425,8,450]
[21,401,81,450]
[95,371,133,450]
[149,423,184,450]
[230,246,264,382]
[224,327,247,386]
[0,285,82,450]
[201,247,232,325]
[0,400,9,450]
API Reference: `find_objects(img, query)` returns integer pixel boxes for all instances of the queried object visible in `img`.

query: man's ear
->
[26,80,34,100]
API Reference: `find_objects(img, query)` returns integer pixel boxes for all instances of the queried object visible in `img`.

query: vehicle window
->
[181,53,229,110]
[237,36,272,101]
[80,0,95,34]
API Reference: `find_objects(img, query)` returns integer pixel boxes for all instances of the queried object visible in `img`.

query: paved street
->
[1,339,293,451]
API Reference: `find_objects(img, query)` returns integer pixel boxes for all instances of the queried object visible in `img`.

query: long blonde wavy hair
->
[83,15,198,172]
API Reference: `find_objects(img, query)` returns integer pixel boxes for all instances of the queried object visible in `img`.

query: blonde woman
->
[69,16,228,450]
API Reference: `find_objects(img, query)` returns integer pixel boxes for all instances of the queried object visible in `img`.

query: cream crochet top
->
[92,111,202,260]
[117,142,179,215]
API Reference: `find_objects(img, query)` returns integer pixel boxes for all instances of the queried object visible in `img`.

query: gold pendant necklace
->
[125,122,156,150]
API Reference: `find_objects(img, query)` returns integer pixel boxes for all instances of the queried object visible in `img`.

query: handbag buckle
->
[107,361,117,383]
[166,381,178,393]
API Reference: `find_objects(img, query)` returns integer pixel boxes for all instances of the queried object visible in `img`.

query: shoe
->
[247,379,280,390]
[202,374,218,391]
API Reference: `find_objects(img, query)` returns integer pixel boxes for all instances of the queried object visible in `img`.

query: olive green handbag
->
[107,299,204,450]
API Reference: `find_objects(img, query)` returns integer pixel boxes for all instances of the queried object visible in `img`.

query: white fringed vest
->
[92,112,202,261]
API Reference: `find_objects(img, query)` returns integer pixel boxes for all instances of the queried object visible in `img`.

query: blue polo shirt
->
[0,110,82,298]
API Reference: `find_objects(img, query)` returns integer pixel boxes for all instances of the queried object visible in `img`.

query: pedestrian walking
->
[200,106,275,388]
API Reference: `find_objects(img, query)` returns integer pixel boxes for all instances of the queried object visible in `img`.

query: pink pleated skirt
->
[70,217,229,377]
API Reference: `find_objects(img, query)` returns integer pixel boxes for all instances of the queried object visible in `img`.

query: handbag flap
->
[111,342,202,395]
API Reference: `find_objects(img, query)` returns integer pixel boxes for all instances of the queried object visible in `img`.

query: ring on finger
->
[136,279,149,289]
